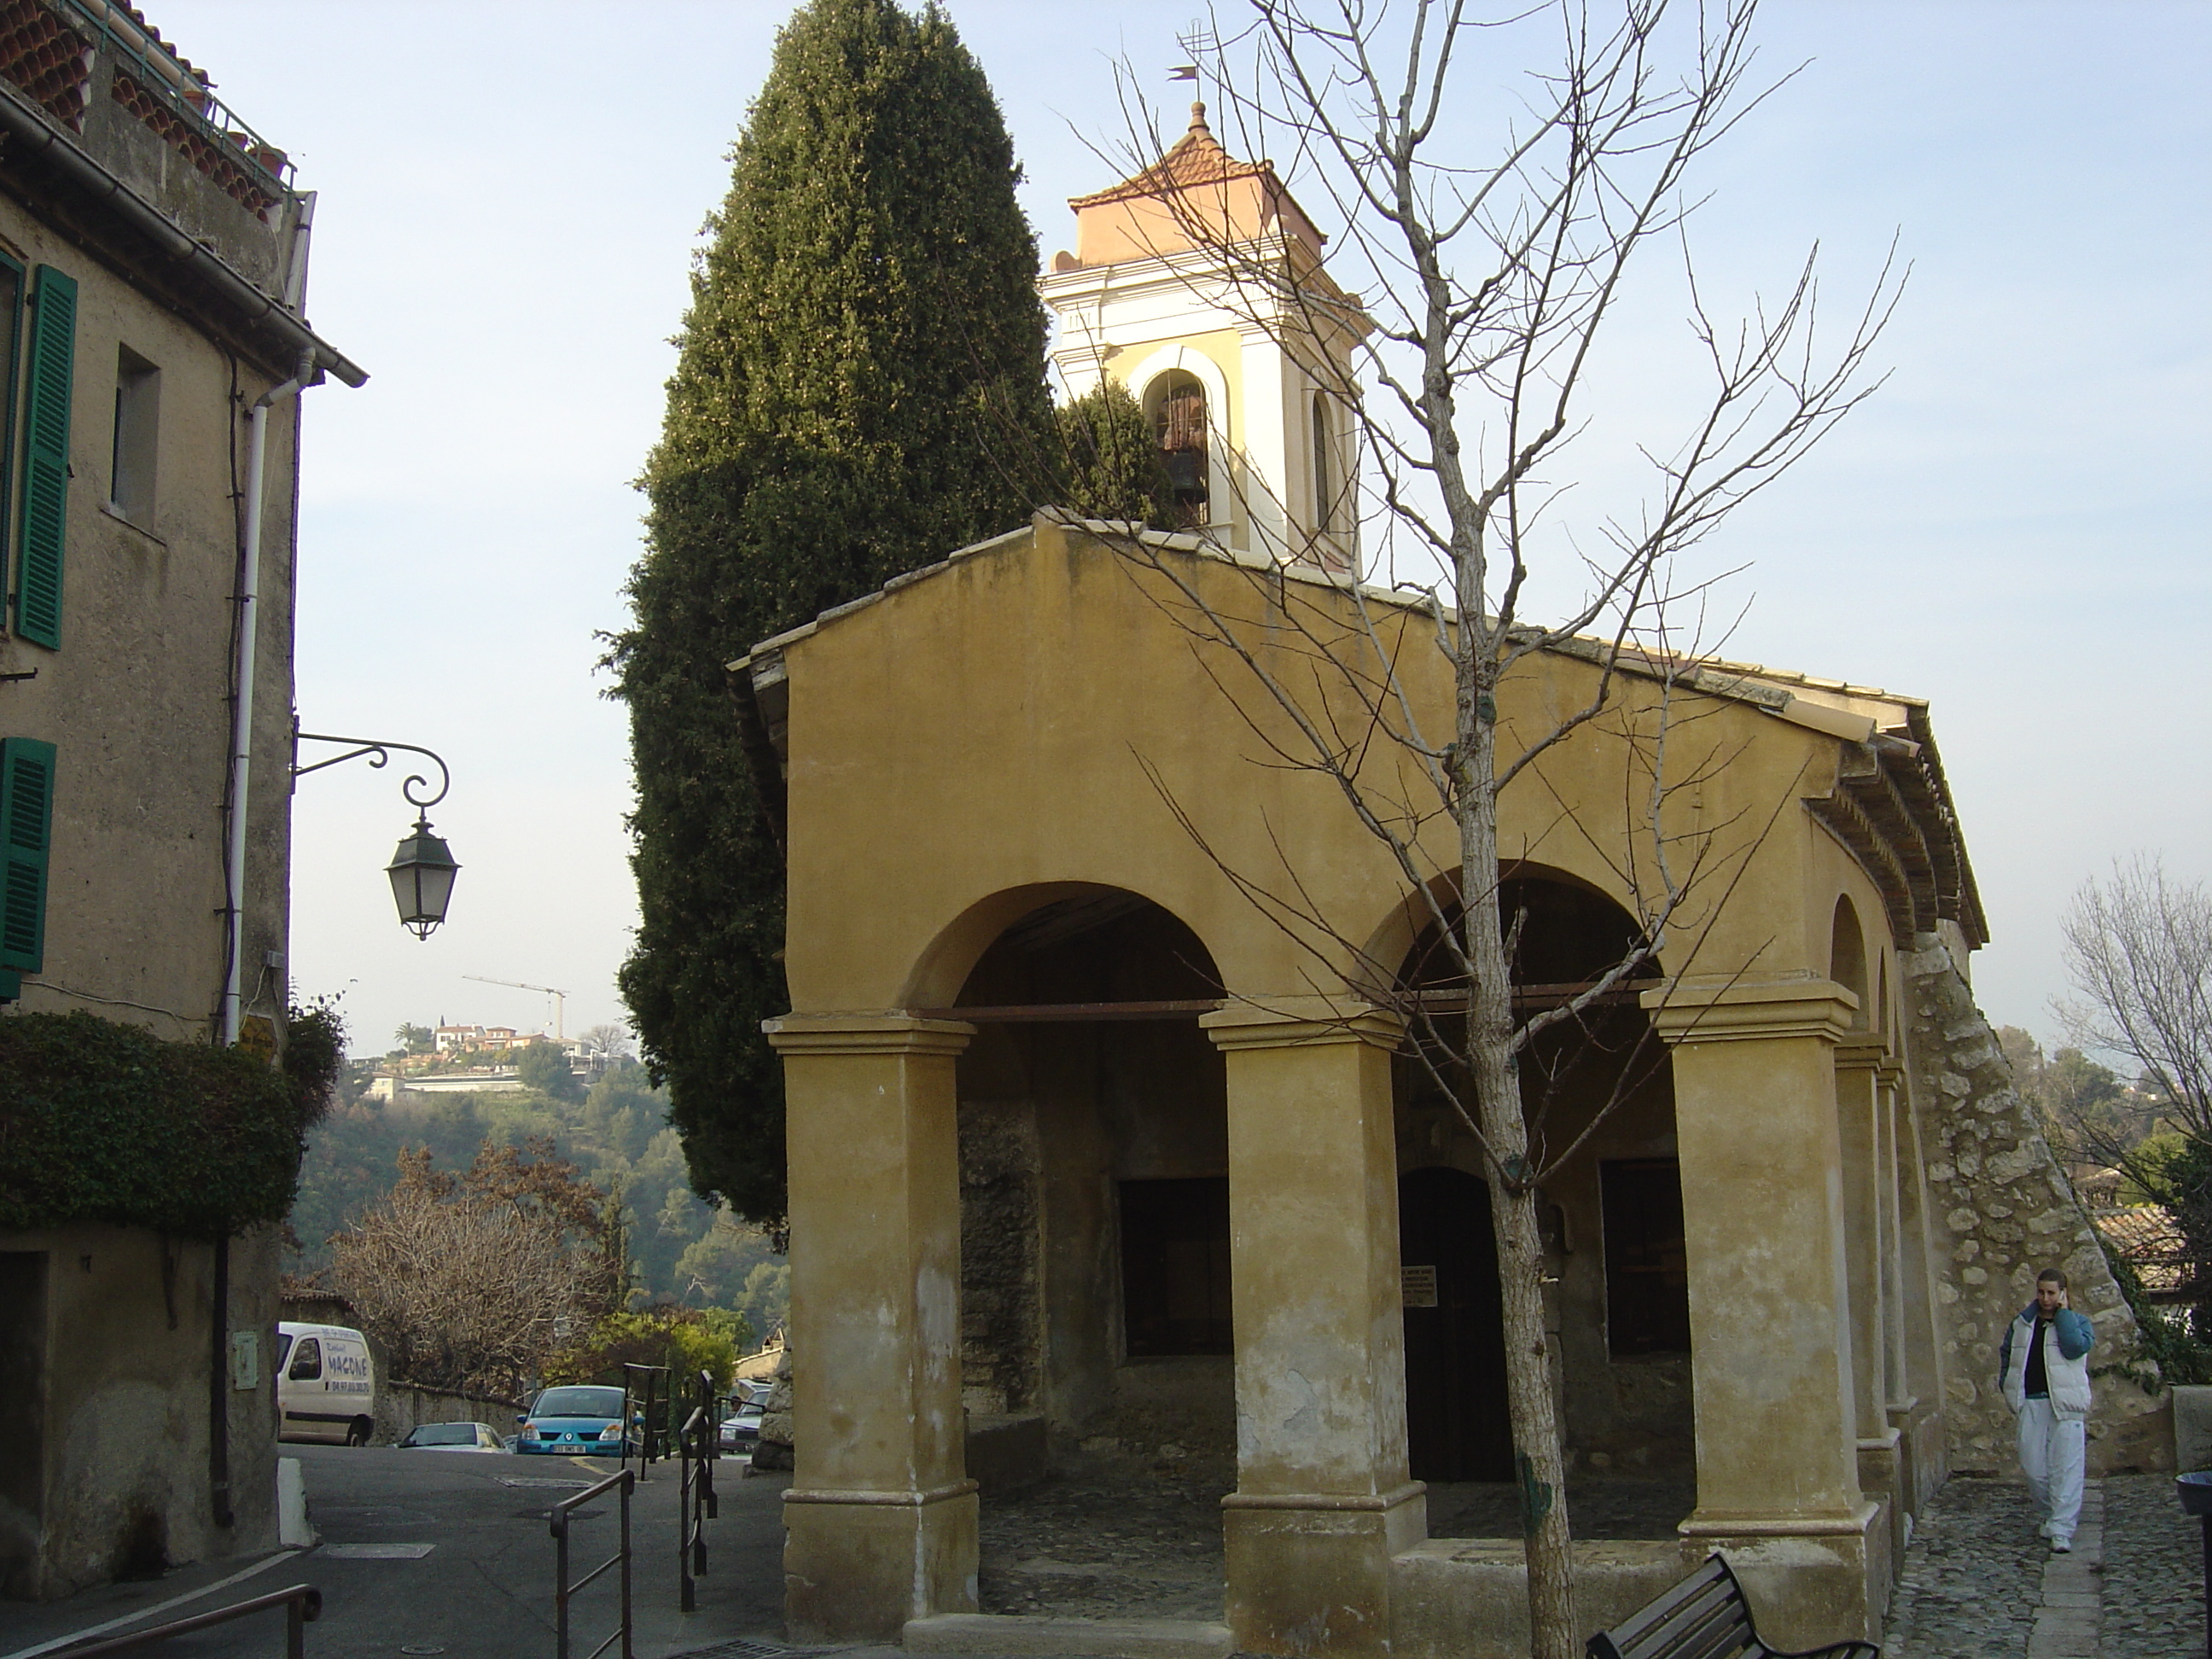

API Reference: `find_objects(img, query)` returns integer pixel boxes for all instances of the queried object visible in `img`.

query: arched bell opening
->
[1144,370,1211,529]
[945,887,1232,1615]
[1389,870,1696,1538]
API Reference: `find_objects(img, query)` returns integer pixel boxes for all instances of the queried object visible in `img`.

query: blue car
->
[514,1385,635,1456]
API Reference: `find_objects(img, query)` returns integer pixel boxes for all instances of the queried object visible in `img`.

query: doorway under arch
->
[1399,1165,1511,1481]
[1389,869,1695,1525]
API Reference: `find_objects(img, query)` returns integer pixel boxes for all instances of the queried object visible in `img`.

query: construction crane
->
[463,975,569,1039]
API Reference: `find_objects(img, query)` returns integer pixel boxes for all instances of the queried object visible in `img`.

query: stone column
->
[767,1013,978,1644]
[1203,998,1423,1659]
[1890,1068,1950,1492]
[1651,980,1883,1648]
[1838,1040,1901,1567]
[1874,1060,1918,1522]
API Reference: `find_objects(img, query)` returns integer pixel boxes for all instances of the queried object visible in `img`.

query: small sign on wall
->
[1401,1265,1438,1308]
[230,1329,260,1391]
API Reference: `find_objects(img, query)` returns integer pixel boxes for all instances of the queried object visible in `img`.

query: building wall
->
[0,14,317,1603]
[0,189,300,1042]
[0,1224,282,1599]
[764,520,2019,1649]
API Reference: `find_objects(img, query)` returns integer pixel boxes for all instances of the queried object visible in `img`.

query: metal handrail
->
[677,1370,719,1614]
[50,1583,321,1659]
[620,1362,670,1473]
[552,1465,633,1659]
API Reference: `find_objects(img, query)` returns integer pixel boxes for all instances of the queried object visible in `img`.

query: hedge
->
[0,1004,341,1237]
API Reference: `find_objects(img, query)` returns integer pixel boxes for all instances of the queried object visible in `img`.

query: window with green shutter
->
[16,267,75,649]
[0,736,55,977]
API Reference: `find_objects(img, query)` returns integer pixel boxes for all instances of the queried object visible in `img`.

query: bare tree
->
[329,1138,624,1396]
[2062,855,2212,1144]
[1073,4,1899,1652]
[579,1022,633,1063]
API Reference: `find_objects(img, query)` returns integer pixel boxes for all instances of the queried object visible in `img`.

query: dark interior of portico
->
[950,890,1233,1615]
[1393,873,1697,1538]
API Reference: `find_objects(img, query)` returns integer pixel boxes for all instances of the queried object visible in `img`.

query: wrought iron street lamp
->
[292,730,461,939]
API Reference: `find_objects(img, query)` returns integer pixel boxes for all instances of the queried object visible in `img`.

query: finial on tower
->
[1189,101,1209,134]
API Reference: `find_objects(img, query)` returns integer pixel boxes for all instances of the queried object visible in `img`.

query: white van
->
[275,1322,377,1446]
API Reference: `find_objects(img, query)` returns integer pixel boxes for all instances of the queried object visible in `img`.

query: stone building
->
[734,114,2160,1657]
[0,0,360,1599]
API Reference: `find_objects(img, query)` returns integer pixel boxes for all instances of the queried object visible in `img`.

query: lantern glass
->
[385,818,460,940]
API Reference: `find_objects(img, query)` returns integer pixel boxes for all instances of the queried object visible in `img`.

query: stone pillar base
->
[784,1481,980,1643]
[1856,1429,1903,1590]
[1677,1501,1883,1650]
[1223,1483,1426,1658]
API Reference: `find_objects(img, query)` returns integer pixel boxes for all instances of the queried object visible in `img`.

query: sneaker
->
[2052,1537,2073,1553]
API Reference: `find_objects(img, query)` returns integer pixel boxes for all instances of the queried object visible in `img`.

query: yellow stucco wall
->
[773,515,1869,1019]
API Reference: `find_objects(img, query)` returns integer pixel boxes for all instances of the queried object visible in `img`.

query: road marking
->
[320,1543,435,1560]
[0,1550,292,1659]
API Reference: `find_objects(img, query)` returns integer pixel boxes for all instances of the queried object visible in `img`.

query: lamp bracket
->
[292,727,451,812]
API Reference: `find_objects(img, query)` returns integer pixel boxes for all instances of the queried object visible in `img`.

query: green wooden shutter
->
[16,266,74,649]
[0,737,55,973]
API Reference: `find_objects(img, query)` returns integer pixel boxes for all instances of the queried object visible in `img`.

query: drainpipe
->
[209,1231,232,1528]
[218,346,316,1048]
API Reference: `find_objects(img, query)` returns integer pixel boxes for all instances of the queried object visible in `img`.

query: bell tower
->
[1040,104,1367,574]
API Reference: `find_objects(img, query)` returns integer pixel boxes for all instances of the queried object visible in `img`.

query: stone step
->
[902,1614,1233,1659]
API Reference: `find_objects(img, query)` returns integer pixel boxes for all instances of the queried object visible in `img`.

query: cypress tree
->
[1056,380,1175,527]
[609,0,1051,1225]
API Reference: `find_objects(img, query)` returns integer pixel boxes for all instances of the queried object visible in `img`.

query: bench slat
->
[1587,1555,1880,1659]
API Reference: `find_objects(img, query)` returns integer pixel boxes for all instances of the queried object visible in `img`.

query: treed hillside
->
[288,1057,789,1340]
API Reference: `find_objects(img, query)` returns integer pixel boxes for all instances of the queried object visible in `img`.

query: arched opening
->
[1391,870,1692,1536]
[1311,390,1333,535]
[1147,370,1209,527]
[946,888,1231,1616]
[1831,895,1869,1029]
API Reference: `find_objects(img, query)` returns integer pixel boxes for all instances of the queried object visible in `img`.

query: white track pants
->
[2017,1397,2086,1542]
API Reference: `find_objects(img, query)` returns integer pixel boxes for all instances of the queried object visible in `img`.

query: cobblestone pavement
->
[976,1463,1230,1621]
[1882,1475,2203,1658]
[2101,1474,2203,1658]
[975,1468,1695,1621]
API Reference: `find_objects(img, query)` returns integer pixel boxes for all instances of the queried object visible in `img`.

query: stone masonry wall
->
[1904,936,2169,1475]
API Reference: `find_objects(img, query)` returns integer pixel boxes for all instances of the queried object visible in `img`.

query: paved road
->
[3,1444,792,1659]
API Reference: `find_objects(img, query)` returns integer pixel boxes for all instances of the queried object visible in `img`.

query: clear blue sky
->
[149,2,2209,1058]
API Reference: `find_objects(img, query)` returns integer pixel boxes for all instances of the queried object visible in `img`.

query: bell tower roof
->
[1061,103,1327,270]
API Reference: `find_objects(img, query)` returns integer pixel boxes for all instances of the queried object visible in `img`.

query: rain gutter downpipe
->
[218,346,317,1048]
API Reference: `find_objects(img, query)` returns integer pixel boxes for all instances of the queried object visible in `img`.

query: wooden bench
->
[1586,1554,1881,1659]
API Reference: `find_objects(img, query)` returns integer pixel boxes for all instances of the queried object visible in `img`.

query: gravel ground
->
[2101,1473,2203,1659]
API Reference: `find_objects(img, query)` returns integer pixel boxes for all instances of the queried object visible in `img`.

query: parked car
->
[398,1421,508,1452]
[275,1322,377,1447]
[515,1385,635,1456]
[718,1398,765,1454]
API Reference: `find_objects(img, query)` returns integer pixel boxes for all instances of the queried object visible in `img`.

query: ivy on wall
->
[0,1004,343,1237]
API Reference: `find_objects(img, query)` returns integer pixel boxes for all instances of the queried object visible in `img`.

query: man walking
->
[2000,1268,2095,1551]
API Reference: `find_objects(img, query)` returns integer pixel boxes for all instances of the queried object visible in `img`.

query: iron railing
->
[620,1362,671,1474]
[552,1465,634,1659]
[51,1583,320,1659]
[677,1370,719,1613]
[49,0,297,188]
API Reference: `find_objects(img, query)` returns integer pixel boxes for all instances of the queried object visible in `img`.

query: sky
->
[144,2,2210,1060]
